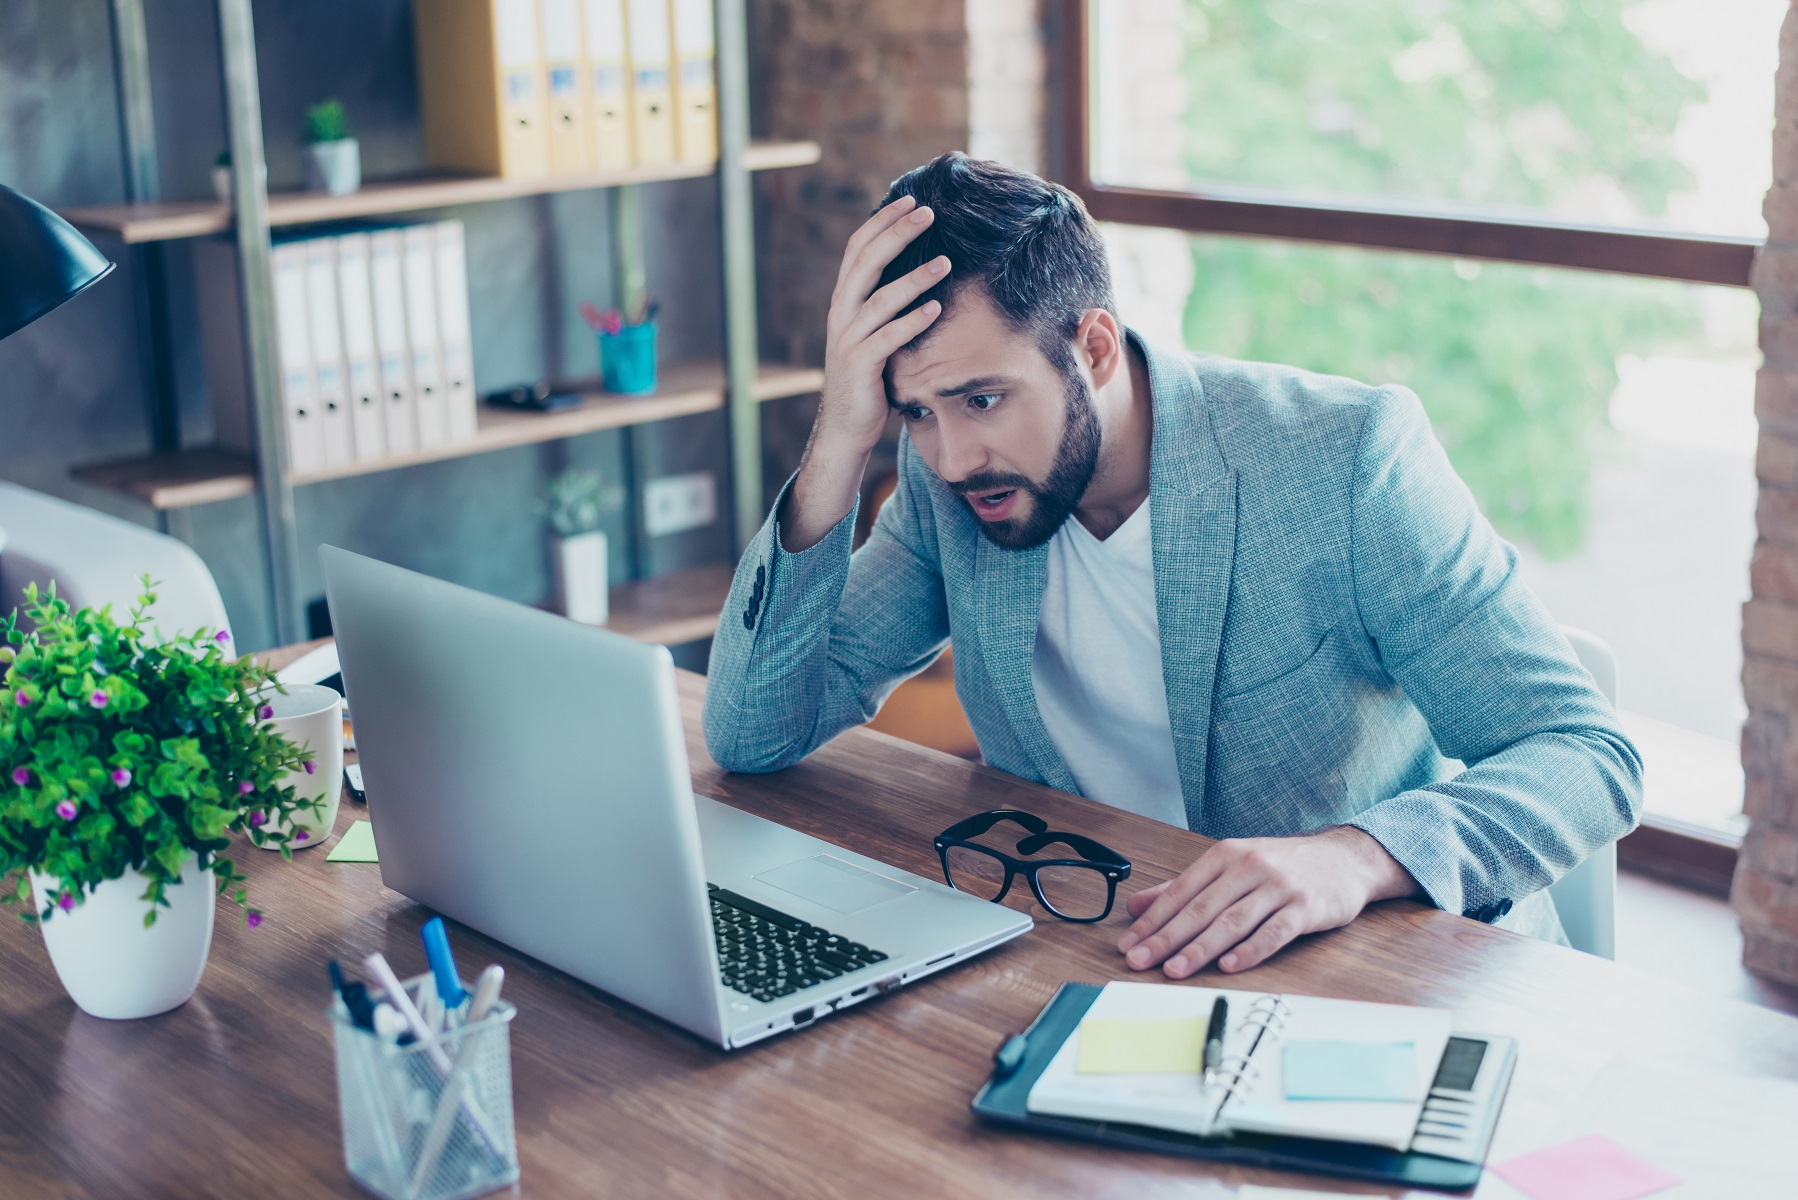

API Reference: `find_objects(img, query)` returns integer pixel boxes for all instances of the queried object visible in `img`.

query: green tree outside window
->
[1176,0,1708,556]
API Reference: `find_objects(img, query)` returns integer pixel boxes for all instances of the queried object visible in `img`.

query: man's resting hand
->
[1116,826,1420,977]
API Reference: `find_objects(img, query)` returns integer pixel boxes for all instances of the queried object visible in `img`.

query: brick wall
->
[1735,2,1798,985]
[754,1,1048,371]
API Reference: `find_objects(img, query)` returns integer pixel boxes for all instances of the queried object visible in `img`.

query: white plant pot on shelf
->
[29,852,216,1020]
[553,530,609,626]
[304,137,361,196]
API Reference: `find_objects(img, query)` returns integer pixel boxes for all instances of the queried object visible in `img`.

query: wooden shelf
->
[59,139,822,244]
[72,360,824,509]
[72,446,258,509]
[599,563,735,646]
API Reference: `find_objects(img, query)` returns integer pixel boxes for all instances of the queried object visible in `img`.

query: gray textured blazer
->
[703,328,1642,944]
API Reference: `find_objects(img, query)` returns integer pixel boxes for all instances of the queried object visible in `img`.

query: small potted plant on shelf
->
[0,581,317,1020]
[546,467,623,626]
[302,98,360,196]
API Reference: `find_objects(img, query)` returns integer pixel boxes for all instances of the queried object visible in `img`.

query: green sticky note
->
[1282,1040,1417,1101]
[1075,1018,1207,1074]
[326,819,379,863]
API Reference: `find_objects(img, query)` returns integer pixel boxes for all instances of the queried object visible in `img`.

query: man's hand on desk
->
[1116,826,1421,978]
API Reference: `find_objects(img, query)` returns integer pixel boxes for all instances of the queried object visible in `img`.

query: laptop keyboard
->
[708,884,890,1003]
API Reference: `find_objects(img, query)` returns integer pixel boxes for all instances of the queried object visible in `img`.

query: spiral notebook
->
[1026,981,1453,1152]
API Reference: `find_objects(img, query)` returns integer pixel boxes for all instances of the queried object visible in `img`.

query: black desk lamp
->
[0,183,114,341]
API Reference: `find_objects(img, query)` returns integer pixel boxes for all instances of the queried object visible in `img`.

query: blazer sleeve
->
[1340,386,1644,922]
[702,442,952,773]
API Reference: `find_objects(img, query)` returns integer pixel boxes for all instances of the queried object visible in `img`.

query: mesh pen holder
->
[331,974,520,1200]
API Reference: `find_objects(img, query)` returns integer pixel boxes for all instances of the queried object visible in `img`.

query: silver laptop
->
[320,546,1032,1049]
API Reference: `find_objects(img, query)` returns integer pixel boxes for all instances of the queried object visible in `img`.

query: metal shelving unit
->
[81,0,813,646]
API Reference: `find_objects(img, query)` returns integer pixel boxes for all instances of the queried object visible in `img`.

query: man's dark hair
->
[876,153,1117,374]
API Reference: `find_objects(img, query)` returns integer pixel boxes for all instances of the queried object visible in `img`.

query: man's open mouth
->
[973,489,1016,509]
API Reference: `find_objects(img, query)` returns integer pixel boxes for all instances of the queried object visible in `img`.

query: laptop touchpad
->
[753,855,917,914]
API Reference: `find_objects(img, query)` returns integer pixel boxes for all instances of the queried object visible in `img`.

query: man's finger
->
[835,194,917,290]
[837,205,935,316]
[1125,871,1258,971]
[861,299,943,362]
[1215,908,1306,974]
[1118,850,1229,954]
[1164,892,1282,980]
[1123,880,1169,919]
[846,256,950,345]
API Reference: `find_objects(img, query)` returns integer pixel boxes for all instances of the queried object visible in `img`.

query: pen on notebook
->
[1203,996,1228,1084]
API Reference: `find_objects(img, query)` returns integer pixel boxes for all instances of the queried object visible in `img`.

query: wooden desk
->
[4,650,1797,1198]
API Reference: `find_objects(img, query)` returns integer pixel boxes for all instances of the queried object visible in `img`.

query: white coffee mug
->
[254,683,344,849]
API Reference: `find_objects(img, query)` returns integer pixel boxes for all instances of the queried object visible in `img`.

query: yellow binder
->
[414,0,550,180]
[670,0,716,165]
[540,0,592,174]
[583,0,633,170]
[624,0,676,167]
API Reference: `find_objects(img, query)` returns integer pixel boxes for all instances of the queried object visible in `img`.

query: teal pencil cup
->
[599,322,658,395]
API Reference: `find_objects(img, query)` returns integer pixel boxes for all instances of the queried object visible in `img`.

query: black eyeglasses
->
[934,809,1131,922]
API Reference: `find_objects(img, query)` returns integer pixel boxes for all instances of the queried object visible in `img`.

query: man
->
[703,152,1641,978]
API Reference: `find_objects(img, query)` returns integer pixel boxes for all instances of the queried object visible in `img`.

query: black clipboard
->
[971,982,1505,1193]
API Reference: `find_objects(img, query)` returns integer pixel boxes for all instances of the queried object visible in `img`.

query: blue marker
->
[420,916,469,1008]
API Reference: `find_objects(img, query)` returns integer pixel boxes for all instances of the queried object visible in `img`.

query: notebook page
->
[1219,994,1452,1151]
[1025,981,1270,1137]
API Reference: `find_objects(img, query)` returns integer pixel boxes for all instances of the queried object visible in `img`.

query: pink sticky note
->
[1492,1134,1681,1200]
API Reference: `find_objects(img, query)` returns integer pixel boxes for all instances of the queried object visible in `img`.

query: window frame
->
[1051,0,1758,288]
[1048,0,1748,870]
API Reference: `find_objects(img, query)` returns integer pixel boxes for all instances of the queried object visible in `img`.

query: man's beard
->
[951,368,1101,550]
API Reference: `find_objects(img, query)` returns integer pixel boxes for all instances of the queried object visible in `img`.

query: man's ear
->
[1072,309,1127,389]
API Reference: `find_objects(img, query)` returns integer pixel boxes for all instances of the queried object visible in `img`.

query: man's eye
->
[969,393,1001,412]
[901,406,929,422]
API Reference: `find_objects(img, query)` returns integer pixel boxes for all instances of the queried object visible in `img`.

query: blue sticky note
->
[1282,1040,1418,1102]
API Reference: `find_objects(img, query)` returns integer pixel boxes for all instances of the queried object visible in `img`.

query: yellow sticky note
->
[1076,1018,1207,1074]
[326,819,379,863]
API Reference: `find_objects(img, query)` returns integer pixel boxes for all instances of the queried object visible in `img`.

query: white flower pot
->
[29,853,216,1020]
[305,137,361,196]
[212,164,233,202]
[553,530,609,625]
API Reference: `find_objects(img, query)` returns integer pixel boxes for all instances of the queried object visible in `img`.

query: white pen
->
[465,965,505,1024]
[363,951,505,1160]
[363,952,451,1071]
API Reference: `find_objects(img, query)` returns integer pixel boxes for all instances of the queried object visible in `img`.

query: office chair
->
[0,482,232,642]
[1549,626,1621,958]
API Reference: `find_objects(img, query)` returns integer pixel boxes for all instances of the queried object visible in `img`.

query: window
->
[1064,0,1780,842]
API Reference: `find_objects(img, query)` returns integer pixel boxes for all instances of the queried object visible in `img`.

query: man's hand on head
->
[1116,826,1420,978]
[781,194,953,554]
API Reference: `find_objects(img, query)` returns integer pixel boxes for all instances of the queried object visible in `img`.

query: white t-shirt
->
[1030,499,1187,827]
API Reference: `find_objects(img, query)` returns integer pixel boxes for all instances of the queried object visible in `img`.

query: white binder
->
[303,238,356,468]
[624,0,676,166]
[432,220,478,444]
[541,0,592,174]
[368,228,419,456]
[333,231,388,463]
[401,224,449,450]
[271,241,325,475]
[670,0,716,164]
[583,0,632,170]
[193,238,320,475]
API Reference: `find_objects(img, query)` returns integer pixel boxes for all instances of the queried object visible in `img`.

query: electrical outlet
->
[643,471,717,537]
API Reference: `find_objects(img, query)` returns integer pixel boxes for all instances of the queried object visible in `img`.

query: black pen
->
[1202,996,1228,1084]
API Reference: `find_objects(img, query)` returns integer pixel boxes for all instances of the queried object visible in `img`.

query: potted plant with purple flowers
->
[0,580,318,1020]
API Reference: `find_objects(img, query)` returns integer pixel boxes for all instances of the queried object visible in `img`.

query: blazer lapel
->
[973,534,1078,792]
[1134,331,1237,833]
